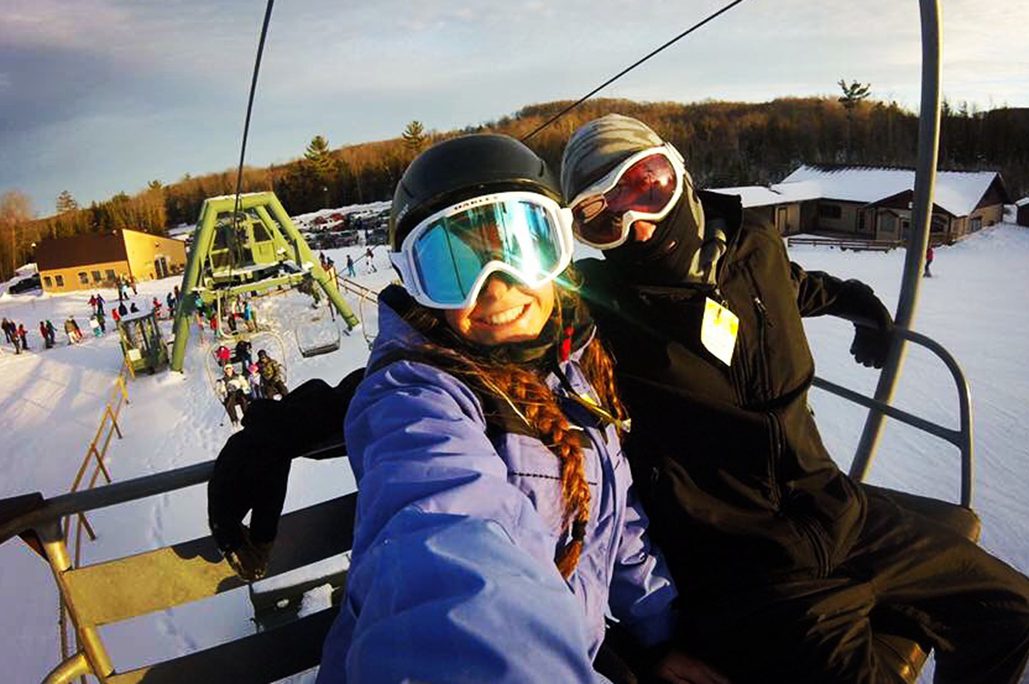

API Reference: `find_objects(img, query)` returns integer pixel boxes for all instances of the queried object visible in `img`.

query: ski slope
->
[1,225,1027,683]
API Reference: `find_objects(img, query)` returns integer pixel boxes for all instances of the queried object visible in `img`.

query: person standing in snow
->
[924,243,935,277]
[345,253,355,278]
[16,322,29,351]
[45,320,56,346]
[95,292,105,316]
[1,318,12,344]
[560,114,1029,683]
[39,322,52,349]
[88,316,101,338]
[242,299,256,333]
[64,317,80,344]
[363,246,377,273]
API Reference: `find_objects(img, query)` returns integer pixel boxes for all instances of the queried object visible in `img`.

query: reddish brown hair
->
[403,289,627,578]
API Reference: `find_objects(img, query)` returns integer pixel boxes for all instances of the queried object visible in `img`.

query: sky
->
[2,0,1028,216]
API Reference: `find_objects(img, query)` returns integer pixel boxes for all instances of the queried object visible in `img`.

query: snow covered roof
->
[1016,197,1029,207]
[778,165,1001,216]
[708,181,822,207]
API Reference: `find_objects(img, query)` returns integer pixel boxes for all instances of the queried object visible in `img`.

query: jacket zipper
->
[753,296,774,401]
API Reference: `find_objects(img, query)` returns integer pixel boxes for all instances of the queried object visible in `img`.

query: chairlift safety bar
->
[812,327,974,507]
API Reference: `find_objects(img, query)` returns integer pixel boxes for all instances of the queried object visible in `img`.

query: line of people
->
[3,314,100,353]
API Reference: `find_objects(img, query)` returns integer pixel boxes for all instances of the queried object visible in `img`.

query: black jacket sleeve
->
[790,262,893,330]
[208,370,363,552]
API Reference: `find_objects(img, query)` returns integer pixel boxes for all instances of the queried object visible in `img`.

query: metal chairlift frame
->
[0,1,983,682]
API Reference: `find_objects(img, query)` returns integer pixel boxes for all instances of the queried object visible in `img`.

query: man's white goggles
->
[568,143,686,250]
[390,191,575,310]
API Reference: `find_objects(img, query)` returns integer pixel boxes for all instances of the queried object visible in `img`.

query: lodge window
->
[43,276,52,288]
[56,275,64,287]
[91,270,102,283]
[105,269,116,282]
[78,272,89,285]
[818,203,842,220]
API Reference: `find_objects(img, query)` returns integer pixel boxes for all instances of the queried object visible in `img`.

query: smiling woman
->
[313,133,701,683]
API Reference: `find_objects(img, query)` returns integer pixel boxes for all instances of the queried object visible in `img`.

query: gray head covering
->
[560,114,665,200]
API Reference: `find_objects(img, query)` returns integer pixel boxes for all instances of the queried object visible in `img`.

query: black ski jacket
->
[579,191,880,591]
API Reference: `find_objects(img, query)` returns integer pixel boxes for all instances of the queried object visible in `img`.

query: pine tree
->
[838,80,871,162]
[304,135,337,180]
[56,190,79,214]
[402,121,427,151]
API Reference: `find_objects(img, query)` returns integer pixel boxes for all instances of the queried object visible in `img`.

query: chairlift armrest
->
[0,492,46,554]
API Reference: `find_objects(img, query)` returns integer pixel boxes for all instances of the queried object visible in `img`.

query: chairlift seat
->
[862,484,981,542]
[2,487,359,683]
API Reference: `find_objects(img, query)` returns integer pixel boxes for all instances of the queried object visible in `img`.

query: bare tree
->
[0,190,34,279]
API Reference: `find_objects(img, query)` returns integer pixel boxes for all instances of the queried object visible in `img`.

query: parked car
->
[9,274,41,293]
[366,228,388,245]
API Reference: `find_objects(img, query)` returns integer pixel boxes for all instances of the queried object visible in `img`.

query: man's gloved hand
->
[850,322,893,369]
[832,280,895,369]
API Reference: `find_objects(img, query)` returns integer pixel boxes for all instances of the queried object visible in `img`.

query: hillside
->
[6,96,1029,282]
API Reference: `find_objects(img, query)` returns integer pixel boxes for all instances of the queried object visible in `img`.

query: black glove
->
[850,323,893,369]
[836,280,895,369]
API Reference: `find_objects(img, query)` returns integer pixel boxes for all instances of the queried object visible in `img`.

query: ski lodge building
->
[1017,197,1029,227]
[36,228,187,294]
[712,165,1011,244]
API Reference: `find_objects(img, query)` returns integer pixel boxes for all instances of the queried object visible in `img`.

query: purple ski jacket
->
[318,293,677,683]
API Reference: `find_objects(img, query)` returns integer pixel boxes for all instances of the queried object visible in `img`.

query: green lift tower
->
[170,192,359,372]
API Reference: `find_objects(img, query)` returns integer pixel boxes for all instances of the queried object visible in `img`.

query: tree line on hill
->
[2,94,1028,282]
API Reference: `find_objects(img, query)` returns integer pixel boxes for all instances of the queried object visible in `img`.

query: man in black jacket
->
[561,114,1029,683]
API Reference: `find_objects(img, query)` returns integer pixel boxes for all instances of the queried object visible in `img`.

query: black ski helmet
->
[389,134,562,252]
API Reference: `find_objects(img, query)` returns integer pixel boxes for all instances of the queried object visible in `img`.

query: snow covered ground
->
[1,224,1027,682]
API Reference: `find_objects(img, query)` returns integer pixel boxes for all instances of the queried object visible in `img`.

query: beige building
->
[712,166,1011,245]
[36,229,187,293]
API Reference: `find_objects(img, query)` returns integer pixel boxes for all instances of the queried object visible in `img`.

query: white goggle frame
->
[568,143,687,250]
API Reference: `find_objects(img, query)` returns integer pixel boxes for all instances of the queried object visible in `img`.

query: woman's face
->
[444,275,555,346]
